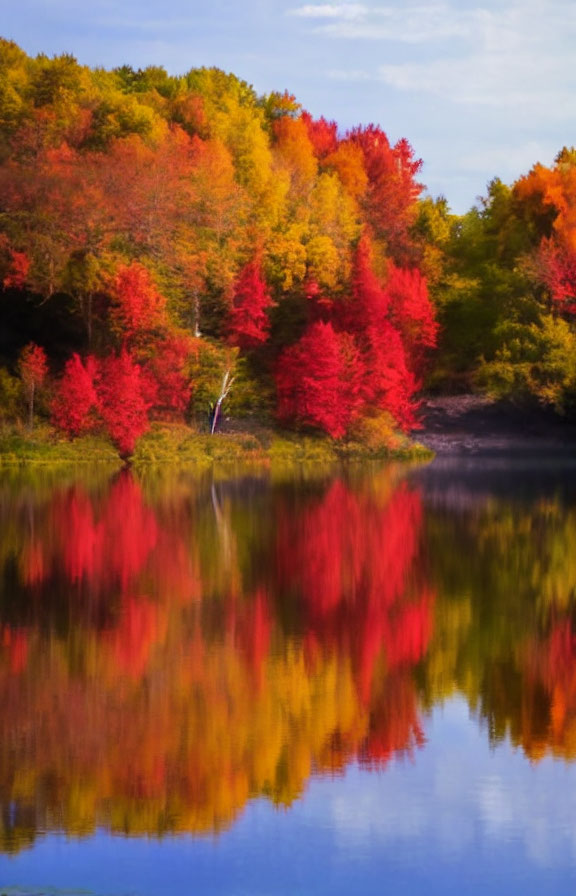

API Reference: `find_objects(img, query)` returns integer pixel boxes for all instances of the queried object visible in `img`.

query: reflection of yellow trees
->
[423,490,576,761]
[5,466,576,853]
[0,466,431,852]
[0,616,421,846]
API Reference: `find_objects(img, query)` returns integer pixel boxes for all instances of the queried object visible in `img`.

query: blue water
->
[2,459,576,895]
[2,698,576,896]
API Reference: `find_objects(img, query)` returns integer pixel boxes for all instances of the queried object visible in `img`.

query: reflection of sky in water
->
[3,697,576,896]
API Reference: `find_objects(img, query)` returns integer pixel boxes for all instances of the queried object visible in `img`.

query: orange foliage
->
[324,140,368,199]
[110,263,167,343]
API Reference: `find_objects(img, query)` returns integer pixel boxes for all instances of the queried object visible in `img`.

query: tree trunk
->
[210,369,234,435]
[28,383,34,430]
[193,293,201,338]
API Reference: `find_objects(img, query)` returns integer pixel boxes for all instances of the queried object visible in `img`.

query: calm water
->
[1,457,576,895]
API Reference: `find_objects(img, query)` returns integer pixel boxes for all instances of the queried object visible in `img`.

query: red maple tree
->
[51,353,99,437]
[385,264,438,370]
[143,333,194,416]
[301,111,339,159]
[276,321,363,438]
[96,349,150,456]
[227,255,274,350]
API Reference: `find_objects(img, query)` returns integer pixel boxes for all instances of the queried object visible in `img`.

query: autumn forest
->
[2,39,576,457]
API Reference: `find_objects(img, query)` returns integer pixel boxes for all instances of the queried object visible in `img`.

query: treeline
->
[0,39,437,454]
[1,39,576,455]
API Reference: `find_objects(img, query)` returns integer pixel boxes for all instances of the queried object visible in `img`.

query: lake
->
[1,456,576,895]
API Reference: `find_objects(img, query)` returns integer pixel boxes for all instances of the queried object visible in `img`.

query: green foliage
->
[188,340,239,421]
[0,368,22,422]
[477,314,576,412]
[431,177,549,391]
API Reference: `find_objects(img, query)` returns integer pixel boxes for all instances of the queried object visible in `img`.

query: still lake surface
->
[1,455,576,895]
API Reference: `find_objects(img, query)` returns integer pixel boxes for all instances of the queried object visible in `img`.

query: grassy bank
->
[0,424,122,467]
[0,421,432,469]
[128,422,432,467]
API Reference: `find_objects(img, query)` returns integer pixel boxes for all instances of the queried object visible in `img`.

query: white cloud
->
[377,50,576,117]
[293,0,576,112]
[317,4,472,42]
[289,3,368,19]
[314,697,576,869]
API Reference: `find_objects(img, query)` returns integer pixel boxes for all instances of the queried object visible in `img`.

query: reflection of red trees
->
[0,468,434,844]
[1,627,28,674]
[49,473,158,589]
[99,474,158,588]
[107,596,165,679]
[277,475,433,754]
[234,588,271,689]
[13,472,201,605]
[524,619,576,759]
[361,674,426,767]
[20,539,46,586]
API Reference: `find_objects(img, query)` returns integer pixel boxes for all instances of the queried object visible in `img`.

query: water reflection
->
[0,466,431,852]
[412,457,576,762]
[1,460,576,855]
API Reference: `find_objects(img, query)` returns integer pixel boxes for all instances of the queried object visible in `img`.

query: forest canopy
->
[1,38,576,454]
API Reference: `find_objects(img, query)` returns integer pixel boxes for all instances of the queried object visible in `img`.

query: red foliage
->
[276,234,429,434]
[534,238,576,315]
[348,126,422,258]
[345,234,390,331]
[301,111,339,159]
[227,255,274,350]
[3,249,31,288]
[51,353,99,437]
[361,323,418,430]
[144,333,194,416]
[96,349,150,456]
[385,264,438,368]
[340,237,422,430]
[276,321,363,438]
[110,262,167,344]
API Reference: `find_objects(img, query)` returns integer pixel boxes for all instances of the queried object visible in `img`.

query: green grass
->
[131,423,268,467]
[0,421,432,469]
[133,422,432,468]
[0,424,121,467]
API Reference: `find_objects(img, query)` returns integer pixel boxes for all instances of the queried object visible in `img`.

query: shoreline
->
[0,421,431,469]
[418,395,576,457]
[3,396,573,469]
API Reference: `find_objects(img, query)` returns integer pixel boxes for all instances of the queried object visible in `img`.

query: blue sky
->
[3,0,576,212]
